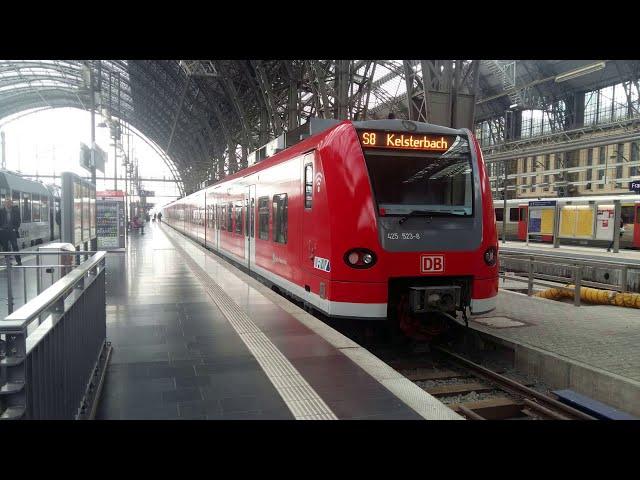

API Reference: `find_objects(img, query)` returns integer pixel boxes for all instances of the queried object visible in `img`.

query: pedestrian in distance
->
[607,217,625,252]
[133,215,145,235]
[0,198,22,265]
[153,213,157,222]
[157,212,163,223]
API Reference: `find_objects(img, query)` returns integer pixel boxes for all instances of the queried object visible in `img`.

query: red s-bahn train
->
[162,119,499,338]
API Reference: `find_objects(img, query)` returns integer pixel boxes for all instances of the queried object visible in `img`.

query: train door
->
[517,205,528,241]
[634,203,640,248]
[301,152,319,279]
[246,185,256,270]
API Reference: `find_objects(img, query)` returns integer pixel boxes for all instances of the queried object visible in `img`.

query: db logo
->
[421,255,444,273]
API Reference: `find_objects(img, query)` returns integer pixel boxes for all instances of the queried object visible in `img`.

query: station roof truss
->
[1,60,639,195]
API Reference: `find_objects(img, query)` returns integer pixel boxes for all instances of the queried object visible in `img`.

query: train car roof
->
[0,170,51,196]
[170,119,473,206]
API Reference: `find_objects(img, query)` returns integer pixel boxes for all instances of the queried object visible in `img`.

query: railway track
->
[388,345,596,420]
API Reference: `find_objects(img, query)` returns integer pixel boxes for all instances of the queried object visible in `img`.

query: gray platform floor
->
[96,223,425,420]
[470,289,640,382]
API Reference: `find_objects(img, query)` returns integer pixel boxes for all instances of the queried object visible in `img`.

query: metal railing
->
[499,252,640,306]
[0,251,109,420]
[0,250,122,315]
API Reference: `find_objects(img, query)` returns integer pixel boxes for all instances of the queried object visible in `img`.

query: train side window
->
[272,194,288,244]
[509,208,519,222]
[621,206,634,224]
[244,200,249,237]
[227,202,233,231]
[495,208,504,222]
[304,164,313,209]
[258,196,269,240]
[22,192,32,222]
[220,205,226,231]
[12,190,21,214]
[0,188,6,204]
[235,202,243,235]
[42,196,49,222]
[32,194,41,222]
[250,198,255,238]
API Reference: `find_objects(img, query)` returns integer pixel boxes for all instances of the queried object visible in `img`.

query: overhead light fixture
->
[554,61,606,83]
[509,103,519,109]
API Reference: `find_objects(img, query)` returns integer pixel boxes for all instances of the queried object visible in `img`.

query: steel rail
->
[433,346,596,420]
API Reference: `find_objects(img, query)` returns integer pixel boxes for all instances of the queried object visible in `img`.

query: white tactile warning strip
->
[165,233,337,420]
[162,225,463,420]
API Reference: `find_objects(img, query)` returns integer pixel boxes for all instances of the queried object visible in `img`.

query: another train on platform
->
[162,119,499,339]
[0,170,62,249]
[494,195,640,249]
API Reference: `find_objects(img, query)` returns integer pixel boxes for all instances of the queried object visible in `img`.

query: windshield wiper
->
[397,209,466,224]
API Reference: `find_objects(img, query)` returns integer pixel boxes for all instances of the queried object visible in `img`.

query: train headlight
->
[484,246,497,266]
[344,249,377,269]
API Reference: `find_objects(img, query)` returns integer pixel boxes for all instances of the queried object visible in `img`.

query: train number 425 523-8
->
[387,232,421,240]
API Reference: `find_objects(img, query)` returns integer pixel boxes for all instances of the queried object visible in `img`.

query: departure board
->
[358,131,455,152]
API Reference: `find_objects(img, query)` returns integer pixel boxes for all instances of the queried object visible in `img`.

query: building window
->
[545,154,550,171]
[598,169,605,189]
[599,146,606,164]
[258,196,269,240]
[235,202,243,235]
[543,175,549,191]
[616,143,624,187]
[631,142,639,177]
[272,194,288,244]
[304,163,313,209]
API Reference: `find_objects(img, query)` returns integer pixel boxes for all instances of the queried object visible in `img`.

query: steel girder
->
[4,60,638,196]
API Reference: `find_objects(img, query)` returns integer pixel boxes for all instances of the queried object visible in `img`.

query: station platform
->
[468,288,640,416]
[499,240,640,265]
[96,223,460,420]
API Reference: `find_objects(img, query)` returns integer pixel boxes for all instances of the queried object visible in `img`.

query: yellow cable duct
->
[535,284,640,308]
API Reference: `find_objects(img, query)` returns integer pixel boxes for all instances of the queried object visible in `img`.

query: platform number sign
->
[420,255,444,273]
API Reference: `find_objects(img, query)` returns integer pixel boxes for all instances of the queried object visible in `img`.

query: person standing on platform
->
[607,217,625,252]
[153,213,157,222]
[0,198,22,265]
[157,212,163,223]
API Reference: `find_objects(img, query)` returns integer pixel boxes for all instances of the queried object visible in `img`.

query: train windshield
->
[362,135,473,216]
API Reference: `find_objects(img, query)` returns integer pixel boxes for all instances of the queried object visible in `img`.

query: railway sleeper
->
[451,397,525,420]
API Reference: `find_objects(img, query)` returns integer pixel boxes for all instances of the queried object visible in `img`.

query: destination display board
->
[358,130,455,152]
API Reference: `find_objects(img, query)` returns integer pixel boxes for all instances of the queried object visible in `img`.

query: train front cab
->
[319,122,499,335]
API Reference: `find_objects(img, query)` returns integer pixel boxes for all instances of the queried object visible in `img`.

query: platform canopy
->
[1,60,638,194]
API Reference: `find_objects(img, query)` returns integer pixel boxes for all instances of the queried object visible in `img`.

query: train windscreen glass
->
[358,132,473,216]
